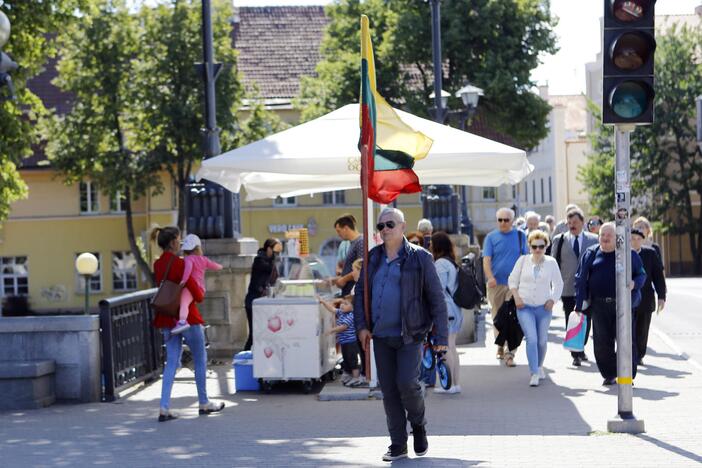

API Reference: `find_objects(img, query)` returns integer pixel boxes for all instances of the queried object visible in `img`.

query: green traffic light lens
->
[611,0,648,22]
[609,81,652,119]
[610,31,654,71]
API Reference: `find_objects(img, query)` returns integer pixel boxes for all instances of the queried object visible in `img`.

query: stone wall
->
[200,238,259,359]
[0,316,101,402]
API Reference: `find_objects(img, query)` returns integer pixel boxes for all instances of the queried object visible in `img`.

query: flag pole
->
[361,135,372,383]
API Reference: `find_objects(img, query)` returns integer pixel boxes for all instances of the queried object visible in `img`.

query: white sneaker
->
[538,367,546,380]
[433,386,449,394]
[529,374,540,387]
[340,372,352,384]
[446,385,462,394]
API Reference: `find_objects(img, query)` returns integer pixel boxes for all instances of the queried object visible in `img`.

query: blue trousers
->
[516,305,552,375]
[160,325,209,411]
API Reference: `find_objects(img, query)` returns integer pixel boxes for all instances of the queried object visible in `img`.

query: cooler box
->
[233,351,260,391]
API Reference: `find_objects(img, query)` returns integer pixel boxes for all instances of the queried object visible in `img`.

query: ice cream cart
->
[252,254,338,393]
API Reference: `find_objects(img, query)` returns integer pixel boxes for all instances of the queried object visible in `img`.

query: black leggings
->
[244,296,254,351]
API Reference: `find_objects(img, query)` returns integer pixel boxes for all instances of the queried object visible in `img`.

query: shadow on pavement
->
[637,434,702,464]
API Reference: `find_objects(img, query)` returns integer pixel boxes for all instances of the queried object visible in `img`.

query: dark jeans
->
[374,336,426,446]
[634,307,653,362]
[563,296,591,359]
[591,299,638,380]
[244,296,254,351]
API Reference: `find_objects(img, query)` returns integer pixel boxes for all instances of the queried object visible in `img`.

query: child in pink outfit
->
[172,234,223,334]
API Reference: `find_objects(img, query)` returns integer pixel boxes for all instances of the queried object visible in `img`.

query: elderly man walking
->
[548,208,598,367]
[574,222,646,385]
[354,208,447,461]
[483,207,528,367]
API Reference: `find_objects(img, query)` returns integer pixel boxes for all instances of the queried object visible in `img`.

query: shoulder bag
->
[151,255,183,317]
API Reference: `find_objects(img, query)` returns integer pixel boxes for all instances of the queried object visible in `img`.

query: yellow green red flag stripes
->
[359,15,433,204]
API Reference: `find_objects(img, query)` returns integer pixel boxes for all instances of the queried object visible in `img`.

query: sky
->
[233,0,701,96]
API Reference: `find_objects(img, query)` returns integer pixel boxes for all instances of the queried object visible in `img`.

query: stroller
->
[421,333,451,390]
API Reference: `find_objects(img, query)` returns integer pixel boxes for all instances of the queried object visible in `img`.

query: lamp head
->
[429,89,450,110]
[75,252,99,276]
[0,10,10,49]
[456,84,484,110]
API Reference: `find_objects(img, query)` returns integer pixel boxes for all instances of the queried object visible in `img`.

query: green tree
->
[45,0,160,283]
[138,0,245,231]
[580,23,702,273]
[0,0,84,223]
[296,0,558,149]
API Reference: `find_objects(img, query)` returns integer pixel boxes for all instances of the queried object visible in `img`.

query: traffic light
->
[603,0,656,125]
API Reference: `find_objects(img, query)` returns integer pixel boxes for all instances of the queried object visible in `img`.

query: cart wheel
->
[261,380,273,394]
[302,381,313,394]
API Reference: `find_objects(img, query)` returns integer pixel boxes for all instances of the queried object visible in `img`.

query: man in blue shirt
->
[354,207,447,462]
[574,222,646,386]
[483,207,528,366]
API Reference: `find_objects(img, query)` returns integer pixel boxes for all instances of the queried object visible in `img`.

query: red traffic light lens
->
[609,80,653,119]
[611,0,649,22]
[610,31,655,71]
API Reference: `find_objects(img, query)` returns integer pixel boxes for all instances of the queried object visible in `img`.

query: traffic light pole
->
[607,124,645,434]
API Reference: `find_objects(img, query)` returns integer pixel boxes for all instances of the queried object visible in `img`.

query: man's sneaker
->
[340,372,352,384]
[346,377,367,388]
[572,356,582,367]
[602,377,617,386]
[433,386,449,394]
[411,424,428,456]
[382,444,408,461]
[171,320,190,335]
[446,385,462,394]
[538,367,546,380]
[529,374,540,387]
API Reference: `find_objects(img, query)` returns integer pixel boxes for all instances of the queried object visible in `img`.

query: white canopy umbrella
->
[196,103,532,200]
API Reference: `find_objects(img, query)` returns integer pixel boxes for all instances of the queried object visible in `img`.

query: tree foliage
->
[0,0,85,223]
[580,23,702,273]
[296,0,558,149]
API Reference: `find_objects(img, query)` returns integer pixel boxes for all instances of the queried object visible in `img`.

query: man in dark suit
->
[548,208,598,366]
[631,229,666,365]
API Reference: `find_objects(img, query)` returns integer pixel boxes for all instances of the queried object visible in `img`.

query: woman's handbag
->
[564,311,587,352]
[151,256,183,317]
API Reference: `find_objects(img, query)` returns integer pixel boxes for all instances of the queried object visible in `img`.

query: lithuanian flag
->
[359,15,432,204]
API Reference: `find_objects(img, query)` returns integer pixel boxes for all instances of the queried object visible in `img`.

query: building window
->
[482,187,496,200]
[524,181,528,202]
[548,176,553,203]
[273,196,297,207]
[540,178,545,204]
[112,251,137,291]
[75,252,102,293]
[532,180,536,205]
[323,190,346,205]
[80,181,100,213]
[1,256,28,296]
[110,191,127,213]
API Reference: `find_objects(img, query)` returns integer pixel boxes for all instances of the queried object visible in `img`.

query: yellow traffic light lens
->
[609,81,652,119]
[611,0,647,22]
[610,32,654,71]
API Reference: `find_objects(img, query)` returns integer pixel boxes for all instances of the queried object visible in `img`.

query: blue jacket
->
[574,245,646,311]
[353,238,449,346]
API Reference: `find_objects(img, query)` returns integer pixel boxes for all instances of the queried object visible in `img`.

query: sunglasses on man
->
[376,220,396,231]
[497,218,511,223]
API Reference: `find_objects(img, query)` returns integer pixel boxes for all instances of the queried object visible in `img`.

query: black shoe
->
[158,413,178,422]
[581,353,589,362]
[199,401,225,415]
[382,444,408,461]
[572,356,582,367]
[603,377,617,386]
[411,424,428,456]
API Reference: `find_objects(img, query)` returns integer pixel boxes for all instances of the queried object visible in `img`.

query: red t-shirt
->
[152,251,205,328]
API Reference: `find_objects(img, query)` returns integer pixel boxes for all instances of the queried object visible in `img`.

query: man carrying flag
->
[354,15,447,462]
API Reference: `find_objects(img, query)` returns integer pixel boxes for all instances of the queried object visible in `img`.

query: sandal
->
[158,413,178,422]
[504,356,516,367]
[199,401,225,415]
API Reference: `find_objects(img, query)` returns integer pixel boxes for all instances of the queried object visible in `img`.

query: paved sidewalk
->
[2,306,701,467]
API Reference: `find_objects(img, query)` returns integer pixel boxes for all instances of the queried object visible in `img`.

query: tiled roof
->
[233,6,329,100]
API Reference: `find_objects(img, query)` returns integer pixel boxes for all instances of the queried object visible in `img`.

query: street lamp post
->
[75,253,99,315]
[696,95,702,151]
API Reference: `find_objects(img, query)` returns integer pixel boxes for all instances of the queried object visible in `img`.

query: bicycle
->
[421,335,452,390]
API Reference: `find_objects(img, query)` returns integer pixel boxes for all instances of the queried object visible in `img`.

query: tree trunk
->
[124,186,155,287]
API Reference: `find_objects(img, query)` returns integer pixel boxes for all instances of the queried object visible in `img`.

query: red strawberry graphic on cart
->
[267,316,282,333]
[264,347,274,358]
[286,318,295,327]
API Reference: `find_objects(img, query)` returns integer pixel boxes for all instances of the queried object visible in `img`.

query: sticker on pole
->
[616,170,628,182]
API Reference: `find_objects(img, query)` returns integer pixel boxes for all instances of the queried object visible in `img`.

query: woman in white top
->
[431,232,463,394]
[508,230,564,387]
